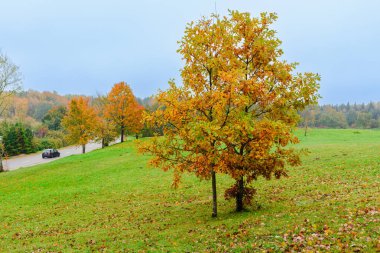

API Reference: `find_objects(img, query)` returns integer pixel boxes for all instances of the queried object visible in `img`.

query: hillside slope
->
[0,129,379,252]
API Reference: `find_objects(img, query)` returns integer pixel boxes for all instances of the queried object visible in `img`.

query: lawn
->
[0,129,379,252]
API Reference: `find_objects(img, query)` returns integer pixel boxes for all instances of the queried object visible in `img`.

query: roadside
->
[3,141,119,171]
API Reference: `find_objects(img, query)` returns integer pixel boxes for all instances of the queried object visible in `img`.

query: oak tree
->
[92,95,118,148]
[62,97,98,153]
[140,11,320,215]
[105,82,144,142]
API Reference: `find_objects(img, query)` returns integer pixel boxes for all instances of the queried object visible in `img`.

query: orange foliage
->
[105,82,144,141]
[92,95,118,146]
[61,97,98,151]
[140,11,320,215]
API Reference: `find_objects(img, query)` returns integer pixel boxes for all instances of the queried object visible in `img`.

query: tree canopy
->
[62,97,98,153]
[140,11,320,216]
[105,82,144,142]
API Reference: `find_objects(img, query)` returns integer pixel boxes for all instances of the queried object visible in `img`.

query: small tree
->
[300,105,317,136]
[139,97,163,137]
[105,82,144,142]
[92,95,118,148]
[141,11,320,215]
[0,52,22,171]
[62,97,98,153]
[129,103,144,139]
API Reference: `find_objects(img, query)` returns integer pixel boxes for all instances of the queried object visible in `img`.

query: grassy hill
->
[0,129,379,252]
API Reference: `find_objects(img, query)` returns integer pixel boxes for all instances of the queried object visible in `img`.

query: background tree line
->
[1,49,379,162]
[300,102,380,129]
[2,87,380,158]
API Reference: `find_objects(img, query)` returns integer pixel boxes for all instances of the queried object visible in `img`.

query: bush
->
[35,138,62,150]
[46,130,72,146]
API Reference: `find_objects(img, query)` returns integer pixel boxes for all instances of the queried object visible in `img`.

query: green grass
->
[0,129,379,252]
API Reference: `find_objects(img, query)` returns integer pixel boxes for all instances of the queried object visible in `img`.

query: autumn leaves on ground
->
[0,129,379,252]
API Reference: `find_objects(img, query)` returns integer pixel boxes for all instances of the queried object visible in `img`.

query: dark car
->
[42,149,60,158]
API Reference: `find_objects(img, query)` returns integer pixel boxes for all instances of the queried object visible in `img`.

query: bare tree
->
[0,52,22,172]
[0,52,22,116]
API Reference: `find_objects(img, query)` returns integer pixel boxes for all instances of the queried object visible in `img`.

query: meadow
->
[0,129,379,252]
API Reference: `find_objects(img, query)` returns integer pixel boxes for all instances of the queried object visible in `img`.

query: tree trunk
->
[0,148,3,172]
[101,138,105,148]
[211,170,217,217]
[236,177,244,212]
[304,121,308,136]
[0,159,4,173]
[120,126,125,142]
[135,134,138,139]
[82,144,86,154]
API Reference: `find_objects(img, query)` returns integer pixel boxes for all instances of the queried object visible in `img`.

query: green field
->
[0,129,379,252]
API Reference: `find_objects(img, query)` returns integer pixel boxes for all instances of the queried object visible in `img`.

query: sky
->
[1,0,380,104]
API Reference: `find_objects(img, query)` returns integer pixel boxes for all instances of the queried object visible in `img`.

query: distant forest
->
[1,89,379,157]
[3,90,380,131]
[299,102,380,129]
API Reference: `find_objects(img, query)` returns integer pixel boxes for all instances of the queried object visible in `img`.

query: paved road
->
[3,142,105,171]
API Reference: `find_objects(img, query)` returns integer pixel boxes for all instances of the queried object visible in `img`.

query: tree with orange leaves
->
[92,95,118,148]
[129,103,145,139]
[140,11,320,216]
[105,82,144,142]
[62,97,98,153]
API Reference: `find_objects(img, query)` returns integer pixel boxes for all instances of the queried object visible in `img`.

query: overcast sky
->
[1,0,379,104]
